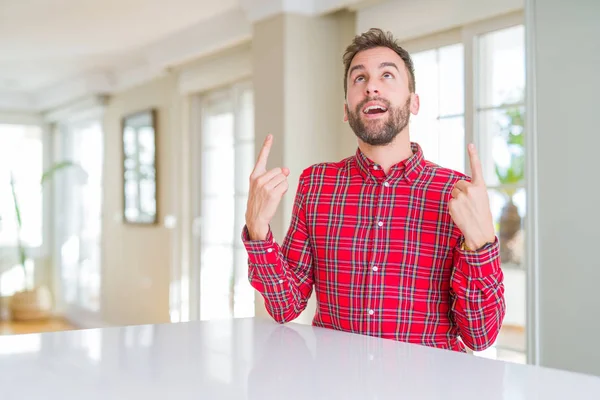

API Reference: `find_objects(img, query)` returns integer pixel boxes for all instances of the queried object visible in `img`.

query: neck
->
[358,130,413,174]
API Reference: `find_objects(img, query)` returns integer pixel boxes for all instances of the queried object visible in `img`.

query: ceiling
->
[0,0,239,93]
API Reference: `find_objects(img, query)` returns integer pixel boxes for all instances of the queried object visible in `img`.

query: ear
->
[343,103,349,122]
[410,93,420,115]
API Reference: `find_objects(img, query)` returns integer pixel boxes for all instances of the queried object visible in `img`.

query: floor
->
[0,318,75,335]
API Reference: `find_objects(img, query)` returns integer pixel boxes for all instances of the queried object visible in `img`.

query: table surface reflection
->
[0,317,599,399]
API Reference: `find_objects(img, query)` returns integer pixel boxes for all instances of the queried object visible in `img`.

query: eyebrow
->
[349,64,365,76]
[379,62,400,71]
[349,62,400,77]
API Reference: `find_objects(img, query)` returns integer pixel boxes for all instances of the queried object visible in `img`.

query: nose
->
[366,83,379,96]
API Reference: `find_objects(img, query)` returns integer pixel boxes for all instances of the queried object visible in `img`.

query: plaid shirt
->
[242,143,505,352]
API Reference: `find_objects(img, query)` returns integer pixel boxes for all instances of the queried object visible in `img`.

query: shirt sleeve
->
[241,169,314,323]
[450,236,506,351]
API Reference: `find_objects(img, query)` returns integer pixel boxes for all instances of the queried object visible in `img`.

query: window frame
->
[48,102,106,327]
[401,10,528,361]
[402,11,524,176]
[186,79,255,322]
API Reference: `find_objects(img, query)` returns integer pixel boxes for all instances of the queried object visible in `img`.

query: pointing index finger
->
[468,143,484,185]
[254,134,273,173]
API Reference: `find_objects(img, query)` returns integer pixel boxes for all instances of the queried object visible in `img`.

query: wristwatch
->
[461,240,492,252]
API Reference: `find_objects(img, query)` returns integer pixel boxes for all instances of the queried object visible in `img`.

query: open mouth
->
[362,102,388,117]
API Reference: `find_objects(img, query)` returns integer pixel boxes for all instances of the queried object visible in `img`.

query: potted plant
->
[495,107,525,265]
[7,161,87,321]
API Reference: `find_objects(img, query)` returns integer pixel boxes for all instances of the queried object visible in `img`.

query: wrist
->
[464,235,495,251]
[247,223,269,241]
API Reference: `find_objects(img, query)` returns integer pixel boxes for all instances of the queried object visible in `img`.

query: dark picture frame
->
[121,109,158,225]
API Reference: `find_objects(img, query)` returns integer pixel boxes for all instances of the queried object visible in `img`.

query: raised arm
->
[242,135,314,323]
[448,144,506,350]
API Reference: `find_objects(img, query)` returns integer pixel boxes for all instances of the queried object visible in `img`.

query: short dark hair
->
[343,28,416,97]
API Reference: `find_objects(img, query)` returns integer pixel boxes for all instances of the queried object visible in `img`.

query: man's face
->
[344,47,419,146]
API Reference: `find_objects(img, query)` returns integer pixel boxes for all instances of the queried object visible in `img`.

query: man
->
[242,28,505,352]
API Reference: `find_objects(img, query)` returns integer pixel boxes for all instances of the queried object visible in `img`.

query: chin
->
[359,132,398,146]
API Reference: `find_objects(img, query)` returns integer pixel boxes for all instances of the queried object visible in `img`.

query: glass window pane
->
[202,147,234,196]
[234,142,254,194]
[0,124,43,248]
[411,44,465,173]
[237,88,254,141]
[478,106,525,186]
[438,116,465,173]
[439,43,464,116]
[488,187,525,267]
[234,196,249,241]
[200,244,233,320]
[197,85,255,321]
[478,25,525,108]
[201,196,235,245]
[57,122,103,311]
[411,49,439,119]
[233,246,254,318]
[410,116,439,163]
[203,112,234,148]
[138,127,155,165]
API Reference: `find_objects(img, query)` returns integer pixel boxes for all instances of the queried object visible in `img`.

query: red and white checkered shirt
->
[242,143,506,352]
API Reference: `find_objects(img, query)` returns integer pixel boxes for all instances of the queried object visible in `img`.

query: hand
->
[245,135,290,240]
[449,144,496,250]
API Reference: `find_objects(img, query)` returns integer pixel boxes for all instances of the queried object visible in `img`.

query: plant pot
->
[10,286,53,321]
[498,198,522,264]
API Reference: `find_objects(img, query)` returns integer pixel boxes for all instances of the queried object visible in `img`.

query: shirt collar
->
[353,142,425,184]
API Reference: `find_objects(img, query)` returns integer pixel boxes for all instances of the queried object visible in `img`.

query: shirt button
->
[278,279,284,284]
[368,309,374,315]
[373,165,379,170]
[377,221,383,227]
[372,266,378,272]
[266,248,273,253]
[383,182,390,187]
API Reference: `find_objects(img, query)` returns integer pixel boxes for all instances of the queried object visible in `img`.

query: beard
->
[347,96,411,146]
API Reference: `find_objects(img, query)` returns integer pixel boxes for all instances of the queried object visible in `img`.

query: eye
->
[354,75,365,83]
[383,72,394,79]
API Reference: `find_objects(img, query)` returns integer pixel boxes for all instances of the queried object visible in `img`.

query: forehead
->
[349,46,405,70]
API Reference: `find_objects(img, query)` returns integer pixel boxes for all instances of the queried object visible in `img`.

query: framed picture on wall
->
[121,109,158,225]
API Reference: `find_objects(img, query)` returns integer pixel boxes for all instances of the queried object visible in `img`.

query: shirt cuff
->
[455,236,501,278]
[241,225,279,265]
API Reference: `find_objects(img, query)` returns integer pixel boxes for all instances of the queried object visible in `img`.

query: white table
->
[0,317,599,399]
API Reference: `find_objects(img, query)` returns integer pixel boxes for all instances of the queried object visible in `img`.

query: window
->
[54,121,103,312]
[475,24,526,364]
[0,124,44,295]
[406,15,526,363]
[477,25,526,269]
[410,43,465,173]
[196,82,255,320]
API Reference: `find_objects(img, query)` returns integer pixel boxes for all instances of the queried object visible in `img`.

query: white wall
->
[251,11,356,323]
[357,0,523,41]
[530,0,600,377]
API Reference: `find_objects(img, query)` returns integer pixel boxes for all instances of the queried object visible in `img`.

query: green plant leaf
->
[40,160,81,184]
[9,171,27,277]
[9,172,22,229]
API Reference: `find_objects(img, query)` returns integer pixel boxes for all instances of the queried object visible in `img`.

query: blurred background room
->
[0,0,598,378]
